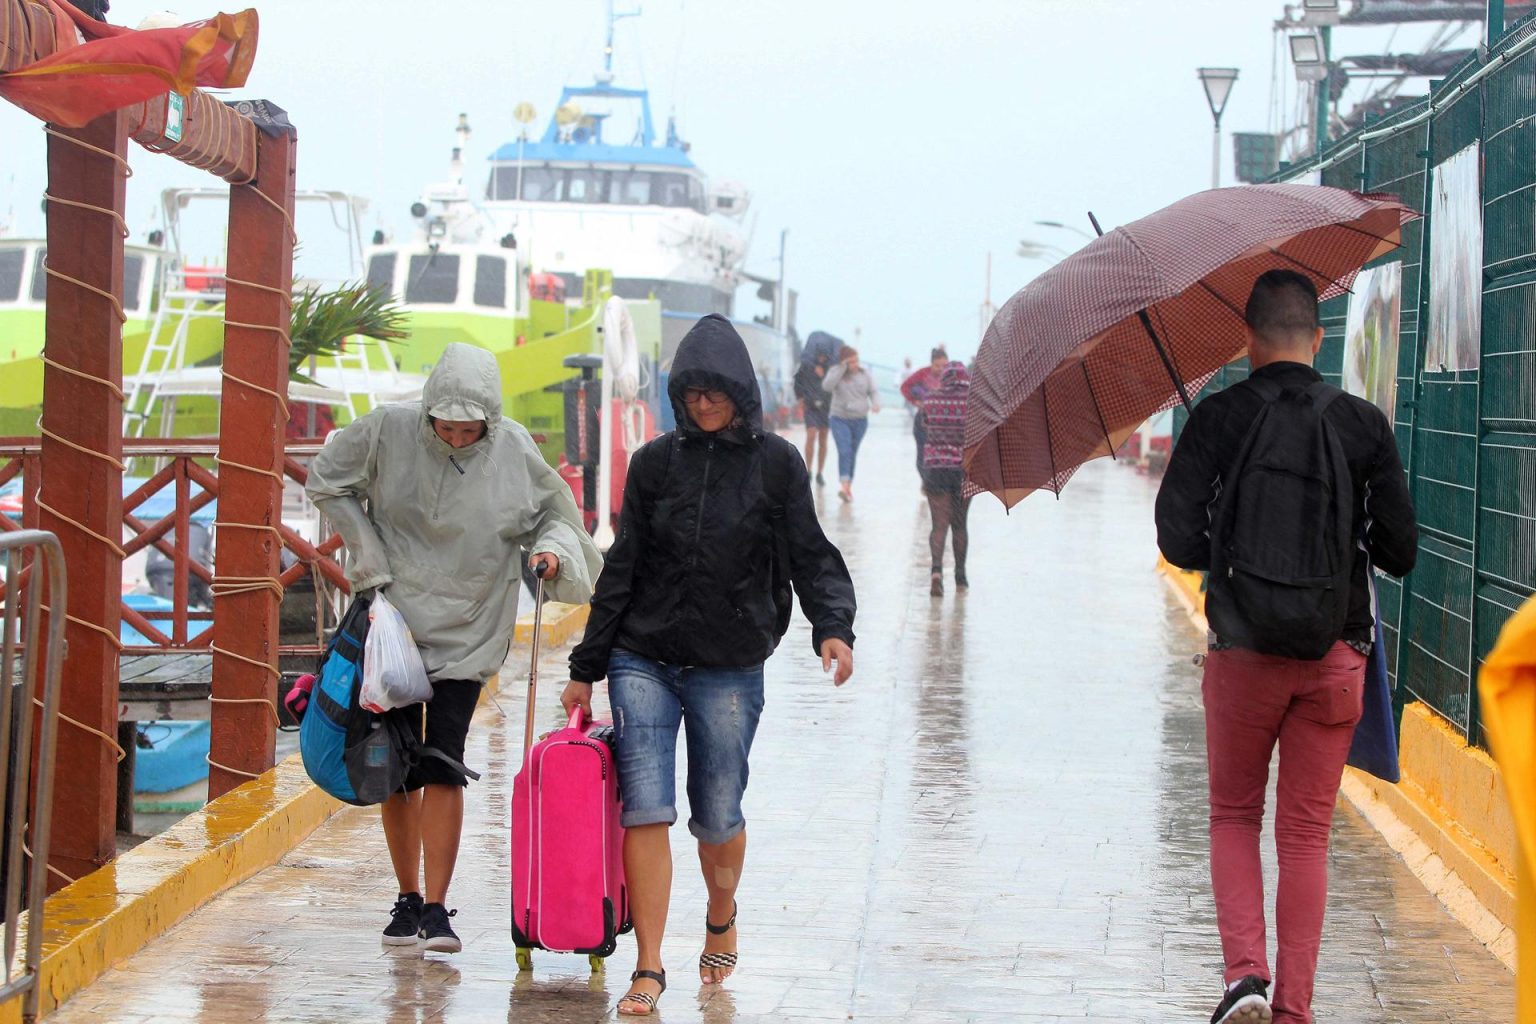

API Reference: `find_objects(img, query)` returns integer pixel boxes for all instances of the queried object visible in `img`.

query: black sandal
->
[699,901,738,981]
[618,969,666,1016]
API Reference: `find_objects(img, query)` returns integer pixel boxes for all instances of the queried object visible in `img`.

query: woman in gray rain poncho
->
[307,342,601,954]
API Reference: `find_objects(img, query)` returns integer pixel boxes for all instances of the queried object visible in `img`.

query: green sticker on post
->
[165,93,185,144]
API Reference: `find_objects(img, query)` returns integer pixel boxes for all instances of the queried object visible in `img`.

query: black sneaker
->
[1210,975,1271,1024]
[419,902,461,953]
[382,892,423,946]
[815,473,825,486]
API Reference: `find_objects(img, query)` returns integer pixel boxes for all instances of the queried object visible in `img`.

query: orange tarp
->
[0,0,256,127]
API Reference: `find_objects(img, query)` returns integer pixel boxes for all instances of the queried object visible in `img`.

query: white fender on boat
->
[602,296,640,403]
[595,296,642,550]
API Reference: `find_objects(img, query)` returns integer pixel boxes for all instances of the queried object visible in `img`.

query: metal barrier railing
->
[0,530,66,1024]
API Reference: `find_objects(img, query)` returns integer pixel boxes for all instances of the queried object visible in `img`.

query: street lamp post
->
[1197,67,1240,190]
[1016,239,1071,262]
[1034,219,1094,241]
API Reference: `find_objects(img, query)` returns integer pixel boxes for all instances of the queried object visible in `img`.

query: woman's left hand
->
[820,638,854,686]
[530,552,561,579]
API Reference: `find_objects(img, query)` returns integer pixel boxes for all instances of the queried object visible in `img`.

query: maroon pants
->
[1202,641,1366,1024]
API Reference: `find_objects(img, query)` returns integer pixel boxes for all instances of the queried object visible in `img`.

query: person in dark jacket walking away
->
[793,333,839,485]
[564,314,857,1016]
[919,361,972,596]
[1156,271,1418,1024]
[821,346,881,501]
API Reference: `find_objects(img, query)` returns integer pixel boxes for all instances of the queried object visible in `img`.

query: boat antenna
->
[602,0,643,81]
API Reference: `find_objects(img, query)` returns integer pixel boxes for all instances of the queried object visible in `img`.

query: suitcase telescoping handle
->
[523,559,550,758]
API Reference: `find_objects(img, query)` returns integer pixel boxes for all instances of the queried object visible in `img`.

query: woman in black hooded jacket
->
[564,314,857,1015]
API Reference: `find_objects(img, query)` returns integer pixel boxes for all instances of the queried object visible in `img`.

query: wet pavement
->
[52,420,1511,1022]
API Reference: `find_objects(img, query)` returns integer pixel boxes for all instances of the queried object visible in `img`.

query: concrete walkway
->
[52,420,1512,1023]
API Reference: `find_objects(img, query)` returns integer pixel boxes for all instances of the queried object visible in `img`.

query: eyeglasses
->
[682,387,729,405]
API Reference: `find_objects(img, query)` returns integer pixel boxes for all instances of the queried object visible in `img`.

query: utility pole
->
[776,228,787,333]
[1488,0,1506,45]
[1314,26,1332,154]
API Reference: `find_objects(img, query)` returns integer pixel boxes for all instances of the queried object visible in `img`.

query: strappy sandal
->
[699,901,738,982]
[617,969,666,1016]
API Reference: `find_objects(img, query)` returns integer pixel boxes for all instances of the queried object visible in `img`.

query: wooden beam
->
[207,124,294,799]
[38,110,127,884]
[0,0,257,182]
[0,0,64,73]
[127,89,256,185]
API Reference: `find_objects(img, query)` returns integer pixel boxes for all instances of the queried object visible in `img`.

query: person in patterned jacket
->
[918,361,971,596]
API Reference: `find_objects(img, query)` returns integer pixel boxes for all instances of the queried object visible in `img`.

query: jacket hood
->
[422,343,503,433]
[939,361,970,392]
[668,314,762,434]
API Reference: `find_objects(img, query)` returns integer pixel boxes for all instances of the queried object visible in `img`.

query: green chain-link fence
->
[1175,15,1536,747]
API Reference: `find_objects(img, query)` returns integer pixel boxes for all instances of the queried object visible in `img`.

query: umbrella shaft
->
[1137,310,1194,412]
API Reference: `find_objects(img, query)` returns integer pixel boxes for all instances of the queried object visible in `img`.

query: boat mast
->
[600,0,642,84]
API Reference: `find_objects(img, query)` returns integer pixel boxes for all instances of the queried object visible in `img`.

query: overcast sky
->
[0,0,1458,365]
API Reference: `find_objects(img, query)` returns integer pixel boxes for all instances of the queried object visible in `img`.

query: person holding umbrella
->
[793,331,840,485]
[961,187,1420,1022]
[1156,270,1417,1024]
[821,345,881,502]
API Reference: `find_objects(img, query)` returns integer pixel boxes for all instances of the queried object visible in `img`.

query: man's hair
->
[1245,269,1320,347]
[930,346,948,362]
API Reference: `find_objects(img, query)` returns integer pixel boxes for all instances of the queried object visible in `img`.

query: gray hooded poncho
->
[307,343,602,682]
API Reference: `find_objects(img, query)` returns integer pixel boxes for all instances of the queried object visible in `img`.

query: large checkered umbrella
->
[963,185,1417,507]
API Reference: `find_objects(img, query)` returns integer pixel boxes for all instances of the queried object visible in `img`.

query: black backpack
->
[1206,378,1355,660]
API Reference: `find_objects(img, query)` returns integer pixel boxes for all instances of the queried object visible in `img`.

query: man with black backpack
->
[1156,270,1418,1024]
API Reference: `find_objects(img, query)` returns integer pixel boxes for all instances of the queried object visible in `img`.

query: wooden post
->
[207,125,295,799]
[38,112,128,881]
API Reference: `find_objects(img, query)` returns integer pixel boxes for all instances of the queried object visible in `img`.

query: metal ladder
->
[122,266,229,437]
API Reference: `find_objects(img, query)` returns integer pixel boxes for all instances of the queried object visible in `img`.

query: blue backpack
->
[298,597,478,806]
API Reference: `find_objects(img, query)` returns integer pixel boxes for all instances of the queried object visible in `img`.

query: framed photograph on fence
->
[1424,142,1482,373]
[1344,262,1403,425]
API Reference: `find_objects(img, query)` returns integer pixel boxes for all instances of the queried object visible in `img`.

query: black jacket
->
[570,315,857,681]
[1155,361,1418,646]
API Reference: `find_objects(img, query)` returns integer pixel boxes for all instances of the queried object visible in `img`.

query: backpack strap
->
[418,745,482,782]
[761,441,790,547]
[638,433,676,517]
[382,709,483,782]
[1305,380,1346,417]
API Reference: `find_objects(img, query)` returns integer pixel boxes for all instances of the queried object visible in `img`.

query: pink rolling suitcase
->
[510,575,629,971]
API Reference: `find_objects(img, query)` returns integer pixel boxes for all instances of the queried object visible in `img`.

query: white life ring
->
[602,296,641,404]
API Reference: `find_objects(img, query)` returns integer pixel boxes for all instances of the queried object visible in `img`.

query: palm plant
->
[287,282,409,385]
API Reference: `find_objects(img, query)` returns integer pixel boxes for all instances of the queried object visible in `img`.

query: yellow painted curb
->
[1340,766,1516,969]
[26,755,341,1019]
[513,600,590,650]
[1338,703,1517,961]
[1157,555,1207,631]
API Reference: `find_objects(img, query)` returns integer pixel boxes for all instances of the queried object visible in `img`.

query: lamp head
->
[1197,67,1240,121]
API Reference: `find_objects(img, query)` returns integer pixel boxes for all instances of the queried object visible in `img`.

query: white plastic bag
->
[360,592,432,712]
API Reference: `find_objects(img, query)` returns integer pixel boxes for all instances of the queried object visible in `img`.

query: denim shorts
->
[607,648,766,844]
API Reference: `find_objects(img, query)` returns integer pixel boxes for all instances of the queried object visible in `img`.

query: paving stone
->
[52,422,1512,1022]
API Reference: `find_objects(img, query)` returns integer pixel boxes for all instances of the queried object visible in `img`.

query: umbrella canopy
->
[801,330,843,367]
[964,185,1417,507]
